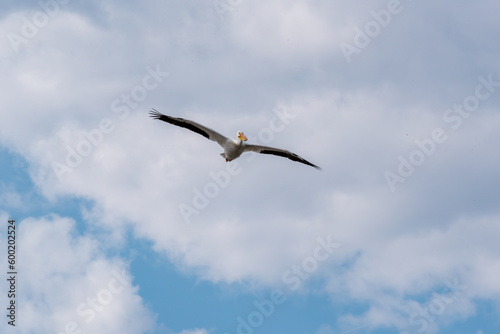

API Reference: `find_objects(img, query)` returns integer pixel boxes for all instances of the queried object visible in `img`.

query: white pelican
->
[150,109,321,170]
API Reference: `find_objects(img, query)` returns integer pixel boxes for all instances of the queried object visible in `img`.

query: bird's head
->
[237,131,248,141]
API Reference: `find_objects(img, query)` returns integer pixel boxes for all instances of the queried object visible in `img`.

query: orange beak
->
[238,132,248,141]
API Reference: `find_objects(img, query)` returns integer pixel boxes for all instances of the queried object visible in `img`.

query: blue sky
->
[1,1,500,333]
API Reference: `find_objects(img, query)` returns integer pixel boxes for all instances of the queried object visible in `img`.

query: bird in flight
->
[150,109,321,170]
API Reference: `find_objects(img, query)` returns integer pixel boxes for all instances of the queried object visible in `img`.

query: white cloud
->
[228,1,341,61]
[332,215,500,332]
[0,215,156,334]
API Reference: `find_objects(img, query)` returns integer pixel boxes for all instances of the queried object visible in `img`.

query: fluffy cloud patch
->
[0,214,156,334]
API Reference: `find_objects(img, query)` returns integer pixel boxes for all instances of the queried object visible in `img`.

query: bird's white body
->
[222,138,245,161]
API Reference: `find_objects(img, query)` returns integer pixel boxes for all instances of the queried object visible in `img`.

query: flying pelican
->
[149,109,321,170]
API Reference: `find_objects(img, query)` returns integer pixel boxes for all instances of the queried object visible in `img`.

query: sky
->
[0,0,499,333]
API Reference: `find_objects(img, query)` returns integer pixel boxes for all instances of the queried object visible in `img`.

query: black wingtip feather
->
[260,149,322,171]
[149,108,163,119]
[149,108,211,140]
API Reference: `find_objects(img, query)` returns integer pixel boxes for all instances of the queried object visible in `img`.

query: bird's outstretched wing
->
[244,144,322,170]
[150,109,228,147]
